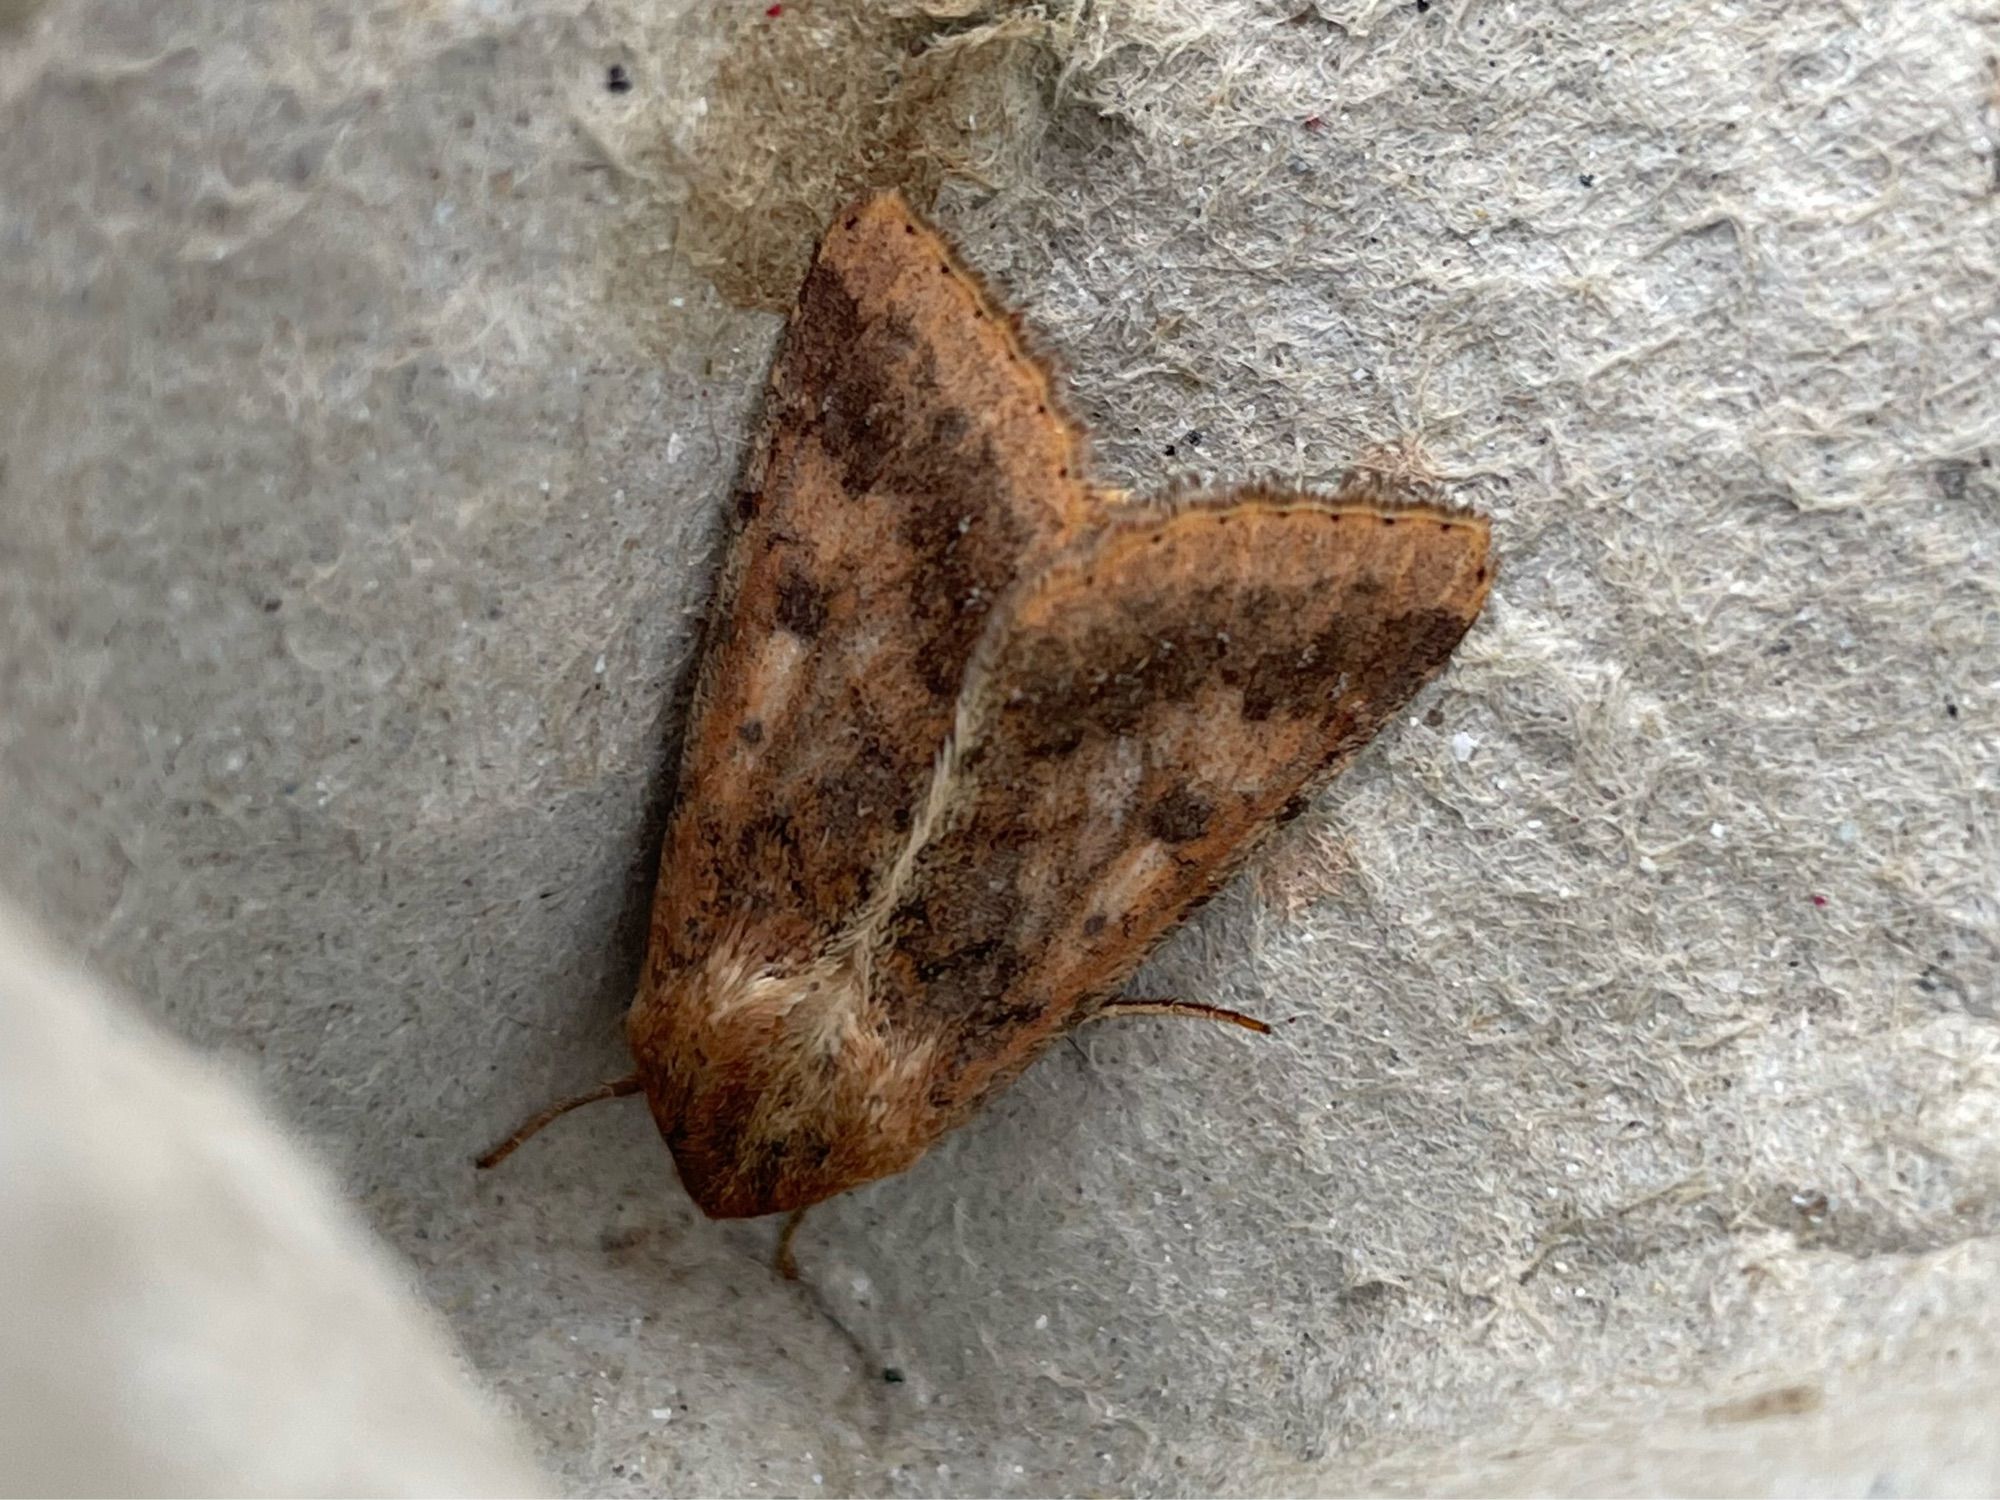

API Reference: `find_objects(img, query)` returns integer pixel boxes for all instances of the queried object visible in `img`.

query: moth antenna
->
[774,1206,809,1281]
[1092,999,1272,1035]
[474,1073,644,1170]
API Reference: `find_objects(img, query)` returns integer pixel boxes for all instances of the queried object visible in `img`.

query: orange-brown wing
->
[869,481,1493,1121]
[654,191,1099,971]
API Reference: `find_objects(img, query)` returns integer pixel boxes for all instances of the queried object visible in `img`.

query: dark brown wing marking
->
[651,192,1101,976]
[870,482,1493,1121]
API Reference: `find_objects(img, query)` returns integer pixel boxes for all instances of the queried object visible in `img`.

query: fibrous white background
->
[1,1,1995,1493]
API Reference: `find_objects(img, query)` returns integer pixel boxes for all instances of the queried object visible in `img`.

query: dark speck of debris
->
[1705,1383,1823,1425]
[1579,172,1596,187]
[1416,0,1430,10]
[261,597,282,612]
[1945,701,1958,718]
[606,64,632,94]
[882,1366,905,1384]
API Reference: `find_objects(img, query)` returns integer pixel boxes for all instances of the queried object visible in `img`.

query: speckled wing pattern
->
[650,193,1099,980]
[627,191,1492,1220]
[874,488,1492,1128]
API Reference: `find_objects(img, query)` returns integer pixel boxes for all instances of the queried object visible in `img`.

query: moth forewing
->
[482,193,1493,1248]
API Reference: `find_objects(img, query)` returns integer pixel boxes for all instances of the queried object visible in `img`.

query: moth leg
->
[1092,999,1272,1035]
[474,1073,643,1169]
[774,1206,809,1281]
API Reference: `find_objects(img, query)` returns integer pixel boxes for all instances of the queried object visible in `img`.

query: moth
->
[479,191,1492,1265]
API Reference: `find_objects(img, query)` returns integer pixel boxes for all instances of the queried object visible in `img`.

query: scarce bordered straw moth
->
[479,191,1492,1272]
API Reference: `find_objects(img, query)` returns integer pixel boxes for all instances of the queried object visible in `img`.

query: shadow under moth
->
[479,191,1492,1271]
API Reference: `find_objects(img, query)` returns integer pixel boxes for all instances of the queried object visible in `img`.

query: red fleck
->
[1810,894,1828,907]
[766,3,783,14]
[1303,114,1324,130]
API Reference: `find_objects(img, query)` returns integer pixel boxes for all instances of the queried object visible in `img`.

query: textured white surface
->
[0,901,544,1495]
[1,0,1996,1494]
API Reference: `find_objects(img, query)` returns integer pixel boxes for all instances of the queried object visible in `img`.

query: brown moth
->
[479,191,1493,1259]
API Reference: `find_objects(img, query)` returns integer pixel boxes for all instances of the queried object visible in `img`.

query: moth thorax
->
[634,941,940,1217]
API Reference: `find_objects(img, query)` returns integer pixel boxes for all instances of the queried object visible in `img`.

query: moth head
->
[627,940,944,1219]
